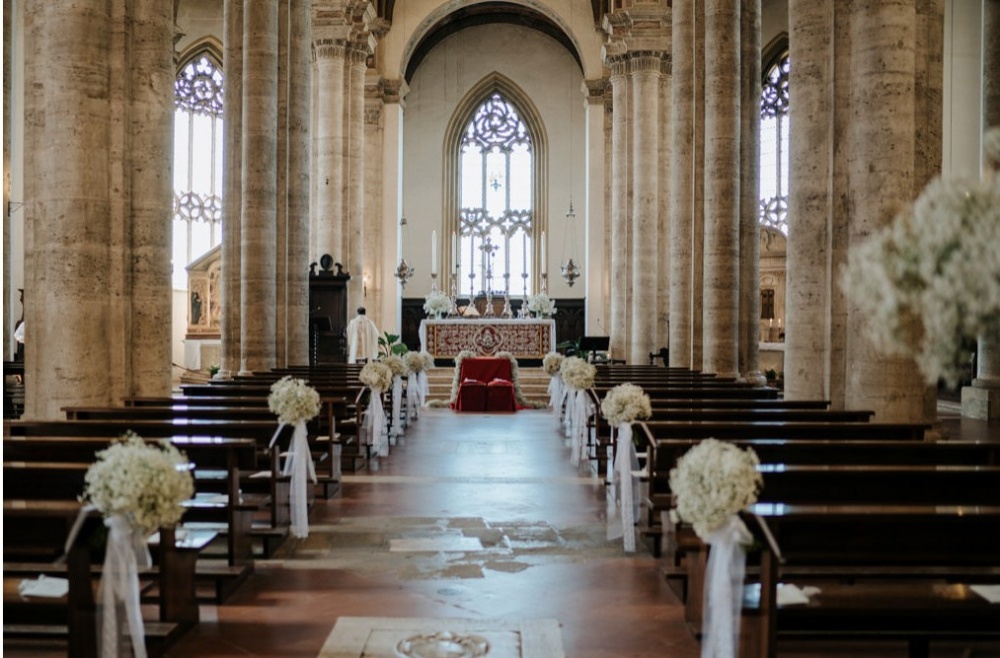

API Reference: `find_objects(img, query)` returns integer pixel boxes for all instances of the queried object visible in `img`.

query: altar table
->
[419,318,556,360]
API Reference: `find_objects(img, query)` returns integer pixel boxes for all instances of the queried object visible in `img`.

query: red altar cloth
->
[452,358,518,412]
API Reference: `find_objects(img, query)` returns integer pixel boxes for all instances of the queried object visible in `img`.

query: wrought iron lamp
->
[394,215,415,287]
[560,201,581,287]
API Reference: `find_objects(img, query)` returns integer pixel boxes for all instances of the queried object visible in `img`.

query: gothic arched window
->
[760,51,789,235]
[457,91,535,296]
[172,53,224,290]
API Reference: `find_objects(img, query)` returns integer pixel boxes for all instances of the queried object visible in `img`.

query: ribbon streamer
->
[406,372,420,421]
[390,376,403,438]
[608,422,640,552]
[547,375,564,413]
[568,388,591,466]
[418,370,429,407]
[98,515,149,658]
[700,515,752,658]
[364,391,389,457]
[282,421,317,539]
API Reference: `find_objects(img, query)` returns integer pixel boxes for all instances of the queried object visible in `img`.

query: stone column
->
[785,0,832,399]
[692,1,705,368]
[962,0,1000,419]
[128,0,175,396]
[630,53,661,364]
[657,56,672,355]
[584,79,609,336]
[3,0,10,362]
[240,0,279,374]
[220,0,243,378]
[346,45,368,314]
[284,0,312,366]
[702,0,741,379]
[364,84,384,329]
[845,1,925,421]
[24,0,114,418]
[669,0,694,369]
[608,57,630,361]
[738,0,762,383]
[313,40,346,262]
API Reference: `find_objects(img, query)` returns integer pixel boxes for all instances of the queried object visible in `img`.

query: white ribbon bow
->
[99,514,150,658]
[701,515,753,658]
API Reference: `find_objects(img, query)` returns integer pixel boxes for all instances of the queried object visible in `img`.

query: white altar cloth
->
[419,318,556,360]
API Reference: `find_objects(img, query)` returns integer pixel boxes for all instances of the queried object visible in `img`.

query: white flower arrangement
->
[560,356,596,390]
[359,361,393,392]
[420,350,435,371]
[81,432,195,536]
[669,439,762,541]
[423,291,452,317]
[382,354,409,377]
[404,352,425,374]
[841,174,1000,386]
[526,292,556,317]
[542,352,564,376]
[601,383,652,426]
[268,376,321,425]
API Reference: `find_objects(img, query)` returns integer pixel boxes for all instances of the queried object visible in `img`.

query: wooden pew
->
[3,501,195,657]
[739,505,1000,658]
[6,420,292,556]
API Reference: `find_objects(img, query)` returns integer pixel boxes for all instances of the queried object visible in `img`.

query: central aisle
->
[168,407,701,658]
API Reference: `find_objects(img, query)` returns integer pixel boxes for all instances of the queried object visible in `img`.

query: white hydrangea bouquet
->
[81,433,196,656]
[360,361,393,392]
[542,351,564,376]
[82,432,194,535]
[526,292,556,317]
[405,352,425,374]
[669,438,762,541]
[268,375,321,425]
[559,356,596,390]
[382,354,409,377]
[420,350,435,371]
[423,290,452,318]
[669,438,763,657]
[841,173,1000,386]
[600,383,652,426]
[267,376,320,538]
[602,384,652,552]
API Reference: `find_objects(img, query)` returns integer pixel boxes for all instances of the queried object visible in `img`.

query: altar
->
[419,318,556,361]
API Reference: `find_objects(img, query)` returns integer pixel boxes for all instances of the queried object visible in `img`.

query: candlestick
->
[431,230,437,275]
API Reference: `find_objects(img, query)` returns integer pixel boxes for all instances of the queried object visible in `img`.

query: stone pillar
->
[220,0,243,378]
[630,54,661,364]
[364,83,384,329]
[3,0,10,362]
[127,0,175,396]
[962,0,1000,419]
[584,79,609,337]
[845,1,925,421]
[786,0,832,400]
[284,0,312,366]
[608,57,630,361]
[313,40,346,262]
[346,46,368,314]
[738,0,761,383]
[25,1,116,418]
[692,2,705,369]
[657,56,672,355]
[669,0,694,369]
[240,0,278,374]
[702,0,741,379]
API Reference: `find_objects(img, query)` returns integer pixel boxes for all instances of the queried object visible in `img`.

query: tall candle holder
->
[501,273,513,318]
[448,270,460,317]
[430,272,439,293]
[540,272,548,295]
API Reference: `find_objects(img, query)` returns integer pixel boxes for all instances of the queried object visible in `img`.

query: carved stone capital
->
[382,78,409,106]
[313,38,347,62]
[583,78,607,105]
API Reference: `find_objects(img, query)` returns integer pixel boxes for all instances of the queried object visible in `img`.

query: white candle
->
[431,230,437,275]
[540,231,547,275]
[451,231,457,269]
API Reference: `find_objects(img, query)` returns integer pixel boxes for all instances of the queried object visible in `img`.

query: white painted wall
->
[943,0,984,178]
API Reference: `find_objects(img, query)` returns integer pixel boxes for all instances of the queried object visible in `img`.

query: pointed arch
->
[442,73,548,291]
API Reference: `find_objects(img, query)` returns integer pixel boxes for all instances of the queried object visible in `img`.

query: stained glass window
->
[458,93,534,296]
[173,55,224,290]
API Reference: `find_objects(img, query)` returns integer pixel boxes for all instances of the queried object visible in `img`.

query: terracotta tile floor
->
[6,407,999,657]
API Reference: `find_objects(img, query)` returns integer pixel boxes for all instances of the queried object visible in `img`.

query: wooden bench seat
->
[738,505,1000,658]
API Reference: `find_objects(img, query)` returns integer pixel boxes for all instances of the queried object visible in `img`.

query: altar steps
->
[425,367,551,408]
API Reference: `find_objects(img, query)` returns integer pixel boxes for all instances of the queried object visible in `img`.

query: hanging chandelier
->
[394,215,415,287]
[560,201,581,287]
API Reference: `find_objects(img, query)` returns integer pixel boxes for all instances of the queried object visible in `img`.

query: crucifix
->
[479,237,499,317]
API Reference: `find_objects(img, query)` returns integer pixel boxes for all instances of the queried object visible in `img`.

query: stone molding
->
[313,38,347,61]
